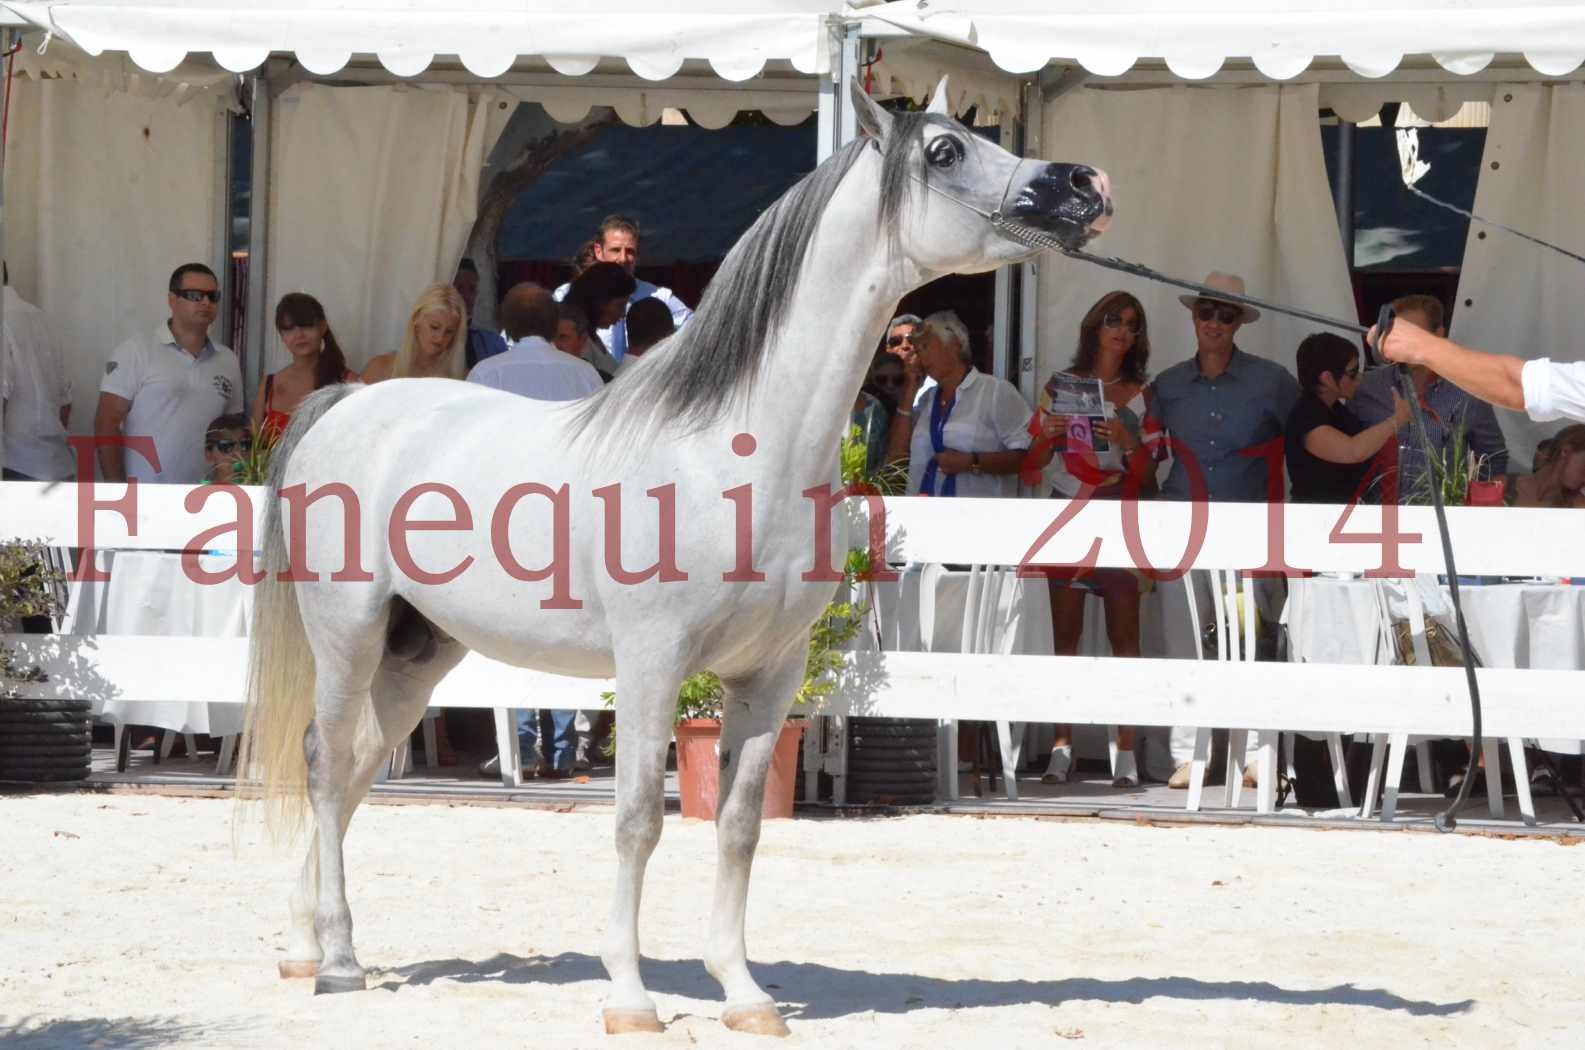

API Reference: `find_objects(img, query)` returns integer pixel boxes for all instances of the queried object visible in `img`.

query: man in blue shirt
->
[1146,271,1300,502]
[454,257,507,370]
[1353,294,1507,500]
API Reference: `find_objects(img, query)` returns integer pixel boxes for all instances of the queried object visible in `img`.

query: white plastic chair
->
[1361,577,1533,825]
[935,564,1023,801]
[1181,570,1314,814]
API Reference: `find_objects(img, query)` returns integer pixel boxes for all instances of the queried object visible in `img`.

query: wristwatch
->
[971,452,982,475]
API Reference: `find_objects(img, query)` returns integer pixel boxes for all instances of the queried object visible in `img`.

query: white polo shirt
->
[2,287,75,480]
[1522,358,1585,423]
[100,323,242,483]
[466,335,603,402]
[906,368,1034,499]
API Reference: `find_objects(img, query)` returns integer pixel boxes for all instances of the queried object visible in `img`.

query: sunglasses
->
[175,288,221,304]
[206,438,252,454]
[1195,302,1241,325]
[1102,312,1141,334]
[886,334,914,348]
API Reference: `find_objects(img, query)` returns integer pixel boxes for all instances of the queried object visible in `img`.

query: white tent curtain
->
[1034,84,1355,400]
[265,83,513,376]
[1450,82,1585,470]
[4,74,225,448]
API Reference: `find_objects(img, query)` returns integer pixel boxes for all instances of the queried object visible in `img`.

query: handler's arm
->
[1372,321,1525,413]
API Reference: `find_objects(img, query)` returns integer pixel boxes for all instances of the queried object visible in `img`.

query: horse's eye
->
[925,135,964,169]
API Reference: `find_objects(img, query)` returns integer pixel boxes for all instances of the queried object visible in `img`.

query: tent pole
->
[1334,117,1356,269]
[816,18,862,164]
[1016,79,1044,401]
[243,71,272,407]
[992,110,1015,388]
[0,27,9,466]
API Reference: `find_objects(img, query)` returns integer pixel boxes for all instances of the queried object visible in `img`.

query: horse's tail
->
[237,383,360,843]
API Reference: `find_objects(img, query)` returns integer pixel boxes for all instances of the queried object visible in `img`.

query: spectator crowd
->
[3,226,1578,789]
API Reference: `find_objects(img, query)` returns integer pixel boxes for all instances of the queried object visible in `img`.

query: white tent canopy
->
[855,0,1585,80]
[0,0,837,80]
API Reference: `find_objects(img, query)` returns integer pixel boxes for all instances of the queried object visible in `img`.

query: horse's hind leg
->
[705,651,806,1037]
[601,658,688,1034]
[306,633,468,994]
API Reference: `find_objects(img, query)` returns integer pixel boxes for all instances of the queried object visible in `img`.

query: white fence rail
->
[4,481,1583,816]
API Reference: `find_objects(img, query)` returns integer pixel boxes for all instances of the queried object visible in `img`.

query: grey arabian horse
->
[239,78,1111,1036]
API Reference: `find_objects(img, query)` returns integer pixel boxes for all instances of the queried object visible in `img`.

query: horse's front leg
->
[706,650,806,1037]
[602,658,688,1034]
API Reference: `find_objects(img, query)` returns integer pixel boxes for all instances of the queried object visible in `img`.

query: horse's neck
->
[743,161,918,480]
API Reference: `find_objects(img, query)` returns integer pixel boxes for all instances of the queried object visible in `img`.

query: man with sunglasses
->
[1147,271,1301,792]
[882,313,922,359]
[1145,271,1299,503]
[94,262,242,484]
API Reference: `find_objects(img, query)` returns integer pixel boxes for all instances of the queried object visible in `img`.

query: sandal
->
[1041,745,1073,786]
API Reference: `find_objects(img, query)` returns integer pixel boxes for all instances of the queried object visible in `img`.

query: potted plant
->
[604,427,879,819]
[0,539,87,783]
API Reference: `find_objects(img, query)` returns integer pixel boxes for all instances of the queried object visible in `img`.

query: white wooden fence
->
[4,480,1583,821]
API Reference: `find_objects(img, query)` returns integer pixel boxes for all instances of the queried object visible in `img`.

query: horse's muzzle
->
[1008,163,1113,247]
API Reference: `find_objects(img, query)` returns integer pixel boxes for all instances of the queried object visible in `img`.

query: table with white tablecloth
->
[63,549,253,736]
[1283,576,1585,753]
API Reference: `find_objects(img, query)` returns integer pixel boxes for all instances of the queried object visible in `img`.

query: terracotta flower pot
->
[674,719,805,821]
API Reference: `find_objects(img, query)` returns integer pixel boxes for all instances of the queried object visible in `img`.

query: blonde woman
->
[360,283,469,383]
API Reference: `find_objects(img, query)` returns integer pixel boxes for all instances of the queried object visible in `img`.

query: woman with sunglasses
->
[1026,290,1157,788]
[1284,332,1409,505]
[361,283,469,384]
[253,293,356,443]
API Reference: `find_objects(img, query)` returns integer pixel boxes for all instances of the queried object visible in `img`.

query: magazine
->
[1037,371,1110,453]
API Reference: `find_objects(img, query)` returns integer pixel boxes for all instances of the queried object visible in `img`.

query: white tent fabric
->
[266,83,512,375]
[1450,83,1585,470]
[1033,85,1355,403]
[855,0,1585,80]
[3,75,225,445]
[0,1,836,80]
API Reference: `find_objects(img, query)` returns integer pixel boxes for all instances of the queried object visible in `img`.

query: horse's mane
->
[569,111,954,457]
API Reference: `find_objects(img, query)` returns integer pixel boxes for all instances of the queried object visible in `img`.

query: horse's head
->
[851,78,1112,275]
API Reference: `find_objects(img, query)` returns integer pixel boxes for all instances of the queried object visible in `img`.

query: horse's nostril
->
[1070,166,1095,192]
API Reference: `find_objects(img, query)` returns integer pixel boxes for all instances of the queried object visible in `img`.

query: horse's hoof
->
[602,1007,663,1035]
[313,973,366,995]
[722,1004,790,1037]
[278,960,319,979]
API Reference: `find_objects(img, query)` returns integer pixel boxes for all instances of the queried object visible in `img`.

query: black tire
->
[847,757,935,772]
[0,766,91,782]
[0,711,91,727]
[0,742,93,759]
[848,740,938,756]
[0,755,91,773]
[847,779,937,795]
[0,700,91,714]
[0,748,91,765]
[844,720,935,738]
[0,730,93,746]
[846,789,934,803]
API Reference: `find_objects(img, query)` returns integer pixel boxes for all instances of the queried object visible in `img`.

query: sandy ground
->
[1,793,1581,1049]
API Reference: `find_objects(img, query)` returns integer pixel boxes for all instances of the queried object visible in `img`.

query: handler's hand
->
[934,450,973,475]
[1369,314,1435,367]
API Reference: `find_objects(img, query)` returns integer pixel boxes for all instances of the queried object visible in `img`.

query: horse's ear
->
[927,76,951,116]
[849,77,892,145]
